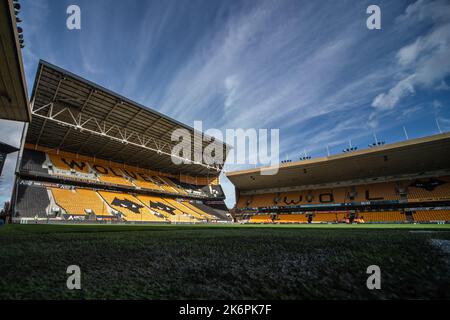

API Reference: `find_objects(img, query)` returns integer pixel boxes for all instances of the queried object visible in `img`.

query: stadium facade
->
[227,133,450,223]
[11,61,231,223]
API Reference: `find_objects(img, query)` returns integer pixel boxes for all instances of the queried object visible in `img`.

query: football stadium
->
[229,133,450,224]
[0,0,450,305]
[12,60,231,224]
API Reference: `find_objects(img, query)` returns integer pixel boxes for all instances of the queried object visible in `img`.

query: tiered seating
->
[413,210,450,222]
[136,194,197,222]
[168,177,224,197]
[48,153,90,173]
[190,202,226,220]
[276,214,308,223]
[151,176,179,193]
[20,149,48,173]
[336,212,347,222]
[408,178,450,201]
[99,191,165,222]
[250,193,276,207]
[237,195,252,208]
[158,176,188,194]
[364,182,399,200]
[342,185,366,203]
[158,198,205,220]
[132,174,164,191]
[314,212,338,222]
[249,214,273,223]
[358,211,405,222]
[24,147,224,198]
[237,177,450,210]
[94,166,134,187]
[15,184,50,218]
[180,201,214,220]
[50,187,111,216]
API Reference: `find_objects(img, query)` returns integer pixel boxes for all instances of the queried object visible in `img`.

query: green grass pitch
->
[0,223,449,299]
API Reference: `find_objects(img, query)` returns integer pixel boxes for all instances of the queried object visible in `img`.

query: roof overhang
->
[27,60,230,176]
[226,132,450,191]
[0,0,30,122]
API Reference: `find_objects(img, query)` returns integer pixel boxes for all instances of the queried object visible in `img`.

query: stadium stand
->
[276,214,308,223]
[20,149,47,174]
[407,177,450,201]
[95,166,135,187]
[50,187,111,217]
[357,211,406,222]
[234,177,450,210]
[21,146,225,199]
[413,210,450,222]
[99,191,165,222]
[136,194,197,222]
[249,214,273,223]
[11,61,231,224]
[314,212,338,223]
[15,184,50,218]
[228,132,450,224]
[48,153,89,173]
[190,201,229,220]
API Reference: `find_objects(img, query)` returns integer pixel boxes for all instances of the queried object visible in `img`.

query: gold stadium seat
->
[132,174,164,191]
[49,154,90,173]
[249,214,273,223]
[177,201,214,220]
[152,176,180,193]
[50,187,111,216]
[158,176,188,194]
[90,164,135,187]
[250,193,275,207]
[136,194,198,222]
[358,211,405,222]
[365,182,399,200]
[408,178,450,201]
[314,212,338,222]
[237,195,252,208]
[413,210,450,222]
[276,214,308,223]
[98,191,164,222]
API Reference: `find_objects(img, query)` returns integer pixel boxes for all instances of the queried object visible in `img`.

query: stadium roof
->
[226,132,450,191]
[0,0,30,122]
[26,60,229,176]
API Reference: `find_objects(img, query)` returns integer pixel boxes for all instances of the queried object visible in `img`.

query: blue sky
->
[0,0,450,207]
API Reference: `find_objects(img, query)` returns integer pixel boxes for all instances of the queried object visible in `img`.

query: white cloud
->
[372,0,450,110]
[372,75,416,110]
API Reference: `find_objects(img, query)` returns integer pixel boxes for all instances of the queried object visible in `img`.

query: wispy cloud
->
[372,0,450,110]
[6,0,450,208]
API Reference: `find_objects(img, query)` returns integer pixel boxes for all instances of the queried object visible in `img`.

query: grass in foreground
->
[0,223,449,299]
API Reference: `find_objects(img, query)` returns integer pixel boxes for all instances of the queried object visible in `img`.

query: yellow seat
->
[276,214,308,223]
[99,191,164,222]
[249,214,273,223]
[136,195,198,222]
[50,187,111,216]
[358,211,405,222]
[49,154,90,173]
[413,210,450,221]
